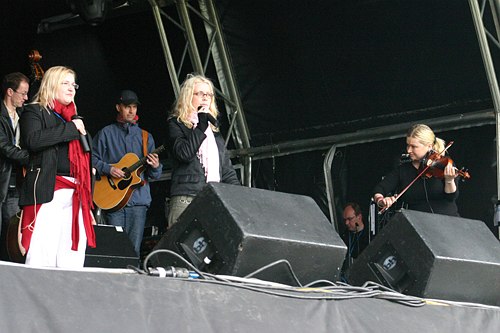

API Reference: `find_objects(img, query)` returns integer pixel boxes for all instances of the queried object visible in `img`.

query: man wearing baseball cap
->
[117,89,140,105]
[92,90,162,258]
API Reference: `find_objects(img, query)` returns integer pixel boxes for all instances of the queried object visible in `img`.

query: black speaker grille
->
[348,209,500,306]
[154,183,347,285]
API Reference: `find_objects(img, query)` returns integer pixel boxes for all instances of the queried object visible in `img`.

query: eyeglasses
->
[61,81,79,90]
[13,90,28,97]
[343,216,357,222]
[193,91,214,98]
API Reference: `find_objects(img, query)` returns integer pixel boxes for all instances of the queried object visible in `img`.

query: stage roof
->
[1,0,496,144]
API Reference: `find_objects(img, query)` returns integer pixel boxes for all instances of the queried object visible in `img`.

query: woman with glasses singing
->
[166,74,240,229]
[18,66,95,268]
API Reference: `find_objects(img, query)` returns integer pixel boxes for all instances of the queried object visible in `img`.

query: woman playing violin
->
[373,124,460,216]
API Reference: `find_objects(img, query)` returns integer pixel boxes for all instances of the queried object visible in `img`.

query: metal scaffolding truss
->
[321,0,500,233]
[468,0,500,235]
[148,0,252,185]
[148,1,500,230]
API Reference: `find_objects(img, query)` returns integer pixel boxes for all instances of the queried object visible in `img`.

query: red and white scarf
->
[20,100,95,253]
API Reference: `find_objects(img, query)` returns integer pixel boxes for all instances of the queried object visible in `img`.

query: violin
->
[28,49,44,82]
[423,152,471,180]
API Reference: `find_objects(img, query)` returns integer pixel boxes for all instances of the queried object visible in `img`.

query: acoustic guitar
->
[93,145,165,212]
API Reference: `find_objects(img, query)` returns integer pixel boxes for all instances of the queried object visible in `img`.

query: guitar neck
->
[126,145,165,173]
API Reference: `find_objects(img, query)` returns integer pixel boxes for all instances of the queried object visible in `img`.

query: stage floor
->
[0,261,498,332]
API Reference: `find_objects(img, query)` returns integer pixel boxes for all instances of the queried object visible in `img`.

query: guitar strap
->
[141,130,149,186]
[141,129,148,157]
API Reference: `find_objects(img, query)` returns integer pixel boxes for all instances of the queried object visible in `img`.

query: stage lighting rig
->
[66,0,113,26]
[37,0,133,33]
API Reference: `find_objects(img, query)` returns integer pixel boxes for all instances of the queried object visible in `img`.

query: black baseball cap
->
[117,90,140,105]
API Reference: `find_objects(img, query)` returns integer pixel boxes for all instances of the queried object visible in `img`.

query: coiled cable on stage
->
[135,249,425,308]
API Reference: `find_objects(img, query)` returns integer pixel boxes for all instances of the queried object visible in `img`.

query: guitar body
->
[93,153,145,212]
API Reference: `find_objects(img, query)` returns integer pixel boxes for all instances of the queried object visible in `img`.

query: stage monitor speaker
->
[85,225,139,268]
[348,209,500,306]
[153,183,347,285]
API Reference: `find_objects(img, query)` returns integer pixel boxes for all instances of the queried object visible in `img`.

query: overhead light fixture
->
[38,0,133,33]
[66,0,113,26]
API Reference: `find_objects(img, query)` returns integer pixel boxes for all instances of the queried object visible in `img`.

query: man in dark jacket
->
[92,90,162,257]
[0,72,30,259]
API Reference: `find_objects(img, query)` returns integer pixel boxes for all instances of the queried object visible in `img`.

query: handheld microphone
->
[71,115,90,152]
[400,153,411,164]
[197,106,217,125]
[148,266,200,279]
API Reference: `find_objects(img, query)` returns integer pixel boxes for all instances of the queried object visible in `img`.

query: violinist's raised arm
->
[372,124,460,216]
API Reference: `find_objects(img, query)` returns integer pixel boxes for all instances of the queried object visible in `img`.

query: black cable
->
[243,259,303,287]
[127,265,146,275]
[132,252,425,307]
[346,232,353,269]
[422,177,435,214]
[303,279,337,288]
[180,278,425,307]
[142,248,210,280]
[139,248,425,307]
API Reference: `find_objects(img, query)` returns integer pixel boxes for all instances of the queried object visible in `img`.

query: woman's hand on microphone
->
[71,118,87,135]
[196,112,209,132]
[197,106,217,125]
[197,105,209,113]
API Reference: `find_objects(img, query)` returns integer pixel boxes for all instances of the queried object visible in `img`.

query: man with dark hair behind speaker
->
[166,74,240,229]
[340,202,370,280]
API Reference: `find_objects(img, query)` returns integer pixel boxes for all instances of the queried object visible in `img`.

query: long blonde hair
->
[33,66,76,110]
[171,74,219,131]
[407,124,446,154]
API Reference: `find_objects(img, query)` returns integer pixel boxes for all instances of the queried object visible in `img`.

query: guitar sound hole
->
[117,178,133,190]
[122,168,131,179]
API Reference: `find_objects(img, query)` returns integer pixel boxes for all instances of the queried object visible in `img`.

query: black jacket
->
[0,102,29,202]
[372,162,459,216]
[167,117,240,197]
[19,104,85,206]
